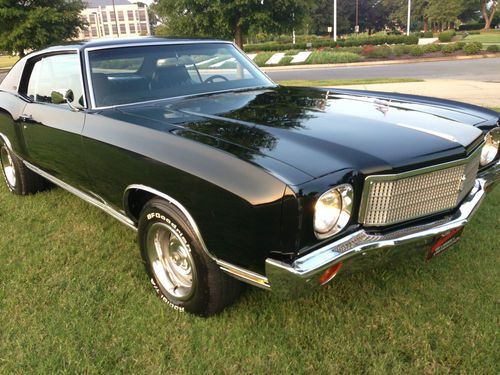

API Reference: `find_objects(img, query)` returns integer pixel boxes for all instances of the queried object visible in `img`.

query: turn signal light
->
[319,262,343,285]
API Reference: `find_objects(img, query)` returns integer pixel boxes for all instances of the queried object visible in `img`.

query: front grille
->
[360,150,480,227]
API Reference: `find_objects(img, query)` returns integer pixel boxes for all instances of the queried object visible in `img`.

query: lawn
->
[0,171,499,373]
[277,78,423,87]
[0,55,18,69]
[464,32,500,46]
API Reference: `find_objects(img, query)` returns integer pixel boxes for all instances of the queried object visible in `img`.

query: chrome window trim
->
[124,184,270,290]
[22,48,88,109]
[83,40,275,110]
[359,144,484,227]
[23,161,136,230]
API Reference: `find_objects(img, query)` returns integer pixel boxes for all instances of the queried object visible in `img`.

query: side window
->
[26,54,85,109]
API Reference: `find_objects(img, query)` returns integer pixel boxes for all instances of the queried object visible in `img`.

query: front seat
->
[150,65,193,91]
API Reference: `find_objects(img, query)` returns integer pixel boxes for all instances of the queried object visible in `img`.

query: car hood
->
[113,86,488,184]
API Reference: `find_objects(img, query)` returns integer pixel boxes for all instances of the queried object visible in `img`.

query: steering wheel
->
[203,75,229,84]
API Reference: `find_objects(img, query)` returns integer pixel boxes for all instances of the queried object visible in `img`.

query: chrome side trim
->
[124,184,271,290]
[23,161,136,230]
[359,144,483,226]
[217,260,270,289]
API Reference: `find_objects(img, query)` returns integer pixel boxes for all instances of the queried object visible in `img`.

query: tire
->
[0,144,46,195]
[138,198,243,316]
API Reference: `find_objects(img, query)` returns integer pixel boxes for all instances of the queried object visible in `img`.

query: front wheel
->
[138,198,243,316]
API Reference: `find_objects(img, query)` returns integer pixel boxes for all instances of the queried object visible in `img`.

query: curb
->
[261,53,500,72]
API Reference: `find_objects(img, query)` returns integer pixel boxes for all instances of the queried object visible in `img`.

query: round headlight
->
[480,128,500,166]
[314,184,353,239]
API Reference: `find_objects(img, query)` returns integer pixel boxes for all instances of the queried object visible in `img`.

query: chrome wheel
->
[0,146,16,188]
[146,222,196,301]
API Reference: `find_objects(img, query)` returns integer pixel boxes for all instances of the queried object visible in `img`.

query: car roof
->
[39,37,229,53]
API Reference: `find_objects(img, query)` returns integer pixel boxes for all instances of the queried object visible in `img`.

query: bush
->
[463,42,482,55]
[409,46,424,56]
[244,34,419,52]
[441,43,459,54]
[422,44,442,53]
[486,44,500,52]
[306,51,361,64]
[458,23,484,31]
[422,31,434,38]
[393,44,412,56]
[364,45,392,59]
[438,30,456,42]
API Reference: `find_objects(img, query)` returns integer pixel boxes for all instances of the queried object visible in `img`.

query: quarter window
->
[26,54,85,109]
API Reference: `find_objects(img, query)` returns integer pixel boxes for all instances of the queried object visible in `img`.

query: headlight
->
[480,128,500,166]
[314,184,353,239]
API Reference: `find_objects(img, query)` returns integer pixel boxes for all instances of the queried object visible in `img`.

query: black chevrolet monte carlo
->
[0,38,499,316]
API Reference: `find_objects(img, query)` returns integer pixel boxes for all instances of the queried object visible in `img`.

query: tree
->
[0,0,85,57]
[153,0,313,48]
[481,0,498,29]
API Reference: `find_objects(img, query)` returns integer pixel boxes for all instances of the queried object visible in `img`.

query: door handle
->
[19,114,33,122]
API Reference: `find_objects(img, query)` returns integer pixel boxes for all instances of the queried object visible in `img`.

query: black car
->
[0,38,499,316]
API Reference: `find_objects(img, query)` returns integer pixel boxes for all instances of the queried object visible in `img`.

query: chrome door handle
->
[19,114,33,122]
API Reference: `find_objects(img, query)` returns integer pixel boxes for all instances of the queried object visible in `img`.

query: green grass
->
[0,55,18,69]
[253,52,275,66]
[0,173,499,373]
[464,32,500,46]
[277,78,424,87]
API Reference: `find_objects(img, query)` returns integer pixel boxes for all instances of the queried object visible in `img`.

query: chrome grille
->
[360,151,480,227]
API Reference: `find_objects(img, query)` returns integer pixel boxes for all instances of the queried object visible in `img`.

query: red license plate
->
[427,227,464,260]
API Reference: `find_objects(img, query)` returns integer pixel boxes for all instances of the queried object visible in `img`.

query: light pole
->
[355,0,359,33]
[333,0,337,42]
[407,0,411,36]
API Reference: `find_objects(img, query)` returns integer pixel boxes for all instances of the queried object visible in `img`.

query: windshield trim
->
[84,41,275,109]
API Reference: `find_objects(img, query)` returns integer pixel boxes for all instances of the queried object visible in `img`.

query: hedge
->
[458,23,484,31]
[244,34,419,52]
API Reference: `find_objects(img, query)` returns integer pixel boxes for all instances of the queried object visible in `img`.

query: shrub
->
[441,43,458,54]
[458,23,484,31]
[423,31,434,38]
[463,42,482,55]
[438,30,455,42]
[306,51,361,64]
[393,44,411,56]
[486,44,500,52]
[422,44,442,53]
[244,34,419,52]
[409,46,424,56]
[365,45,392,59]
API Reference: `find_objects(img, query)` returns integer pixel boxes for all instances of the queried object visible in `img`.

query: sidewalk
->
[332,79,500,108]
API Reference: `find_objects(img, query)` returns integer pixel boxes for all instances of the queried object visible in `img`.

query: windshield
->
[88,43,274,107]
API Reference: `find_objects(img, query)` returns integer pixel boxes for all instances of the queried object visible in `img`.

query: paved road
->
[265,57,500,82]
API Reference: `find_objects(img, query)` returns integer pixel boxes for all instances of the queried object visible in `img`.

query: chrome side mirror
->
[51,89,79,111]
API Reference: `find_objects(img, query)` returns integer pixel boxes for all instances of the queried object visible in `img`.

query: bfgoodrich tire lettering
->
[138,198,243,316]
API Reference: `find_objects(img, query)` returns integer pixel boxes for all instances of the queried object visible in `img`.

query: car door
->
[20,52,88,188]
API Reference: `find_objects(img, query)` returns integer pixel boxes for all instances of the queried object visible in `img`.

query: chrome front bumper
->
[266,162,499,298]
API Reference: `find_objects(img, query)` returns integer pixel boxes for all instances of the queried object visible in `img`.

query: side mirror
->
[51,89,79,111]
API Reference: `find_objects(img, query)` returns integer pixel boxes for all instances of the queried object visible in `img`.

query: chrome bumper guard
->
[266,162,499,298]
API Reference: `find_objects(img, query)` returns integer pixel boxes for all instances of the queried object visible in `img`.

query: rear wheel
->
[0,144,46,195]
[138,198,243,316]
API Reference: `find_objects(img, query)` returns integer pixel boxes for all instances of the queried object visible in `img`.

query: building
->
[78,0,151,40]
